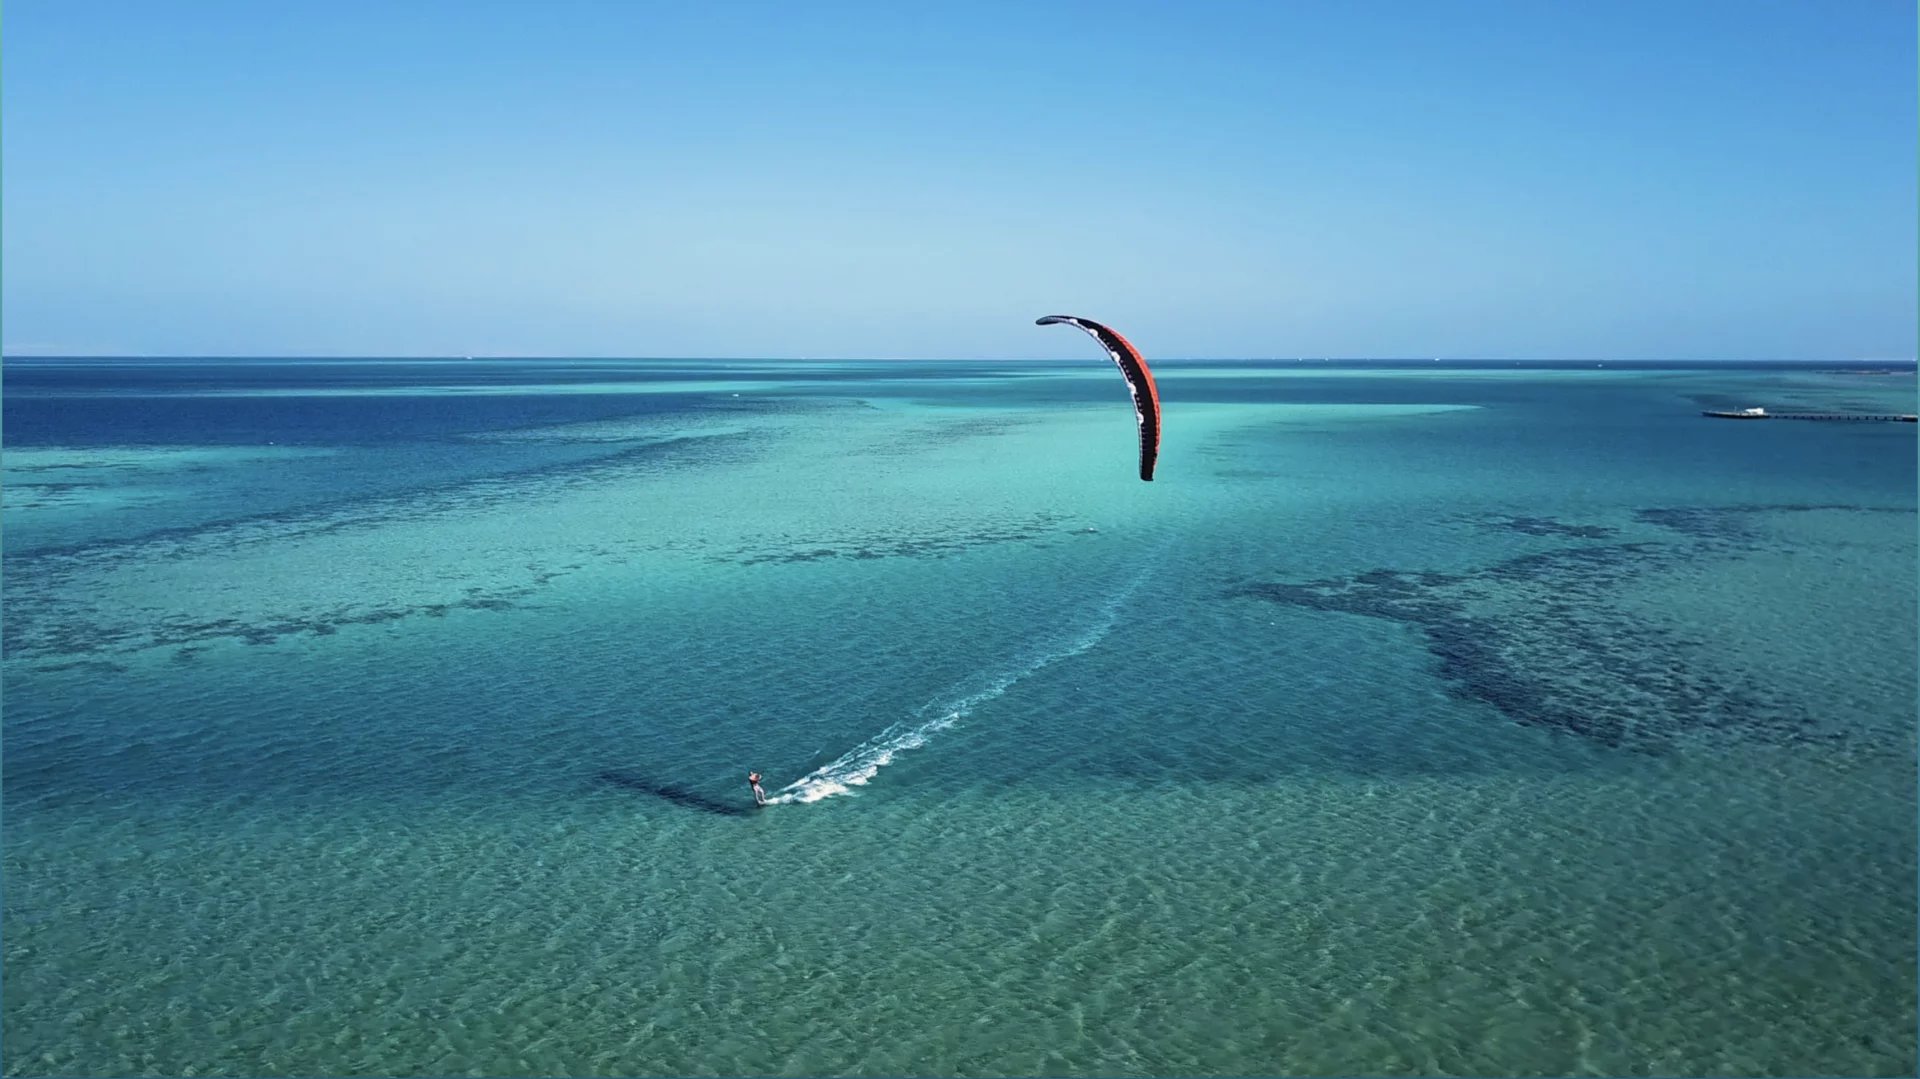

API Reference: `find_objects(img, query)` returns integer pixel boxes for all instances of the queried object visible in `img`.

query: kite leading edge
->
[1035,315,1161,481]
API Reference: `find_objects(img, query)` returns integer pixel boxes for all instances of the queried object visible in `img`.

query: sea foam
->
[769,562,1155,804]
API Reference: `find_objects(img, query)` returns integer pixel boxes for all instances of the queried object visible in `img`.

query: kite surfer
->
[748,771,768,807]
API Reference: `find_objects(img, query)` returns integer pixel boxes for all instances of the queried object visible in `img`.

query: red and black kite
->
[1036,315,1161,481]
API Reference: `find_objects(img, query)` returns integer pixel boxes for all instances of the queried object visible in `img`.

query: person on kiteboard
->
[748,771,767,806]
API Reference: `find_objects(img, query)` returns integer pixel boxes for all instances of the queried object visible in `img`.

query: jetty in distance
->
[1702,406,1917,422]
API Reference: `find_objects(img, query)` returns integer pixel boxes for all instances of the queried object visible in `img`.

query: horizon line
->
[4,353,1915,365]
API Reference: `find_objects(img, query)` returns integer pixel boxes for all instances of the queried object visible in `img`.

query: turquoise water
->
[4,358,1915,1076]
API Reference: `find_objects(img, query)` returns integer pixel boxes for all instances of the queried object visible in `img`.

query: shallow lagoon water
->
[3,358,1914,1076]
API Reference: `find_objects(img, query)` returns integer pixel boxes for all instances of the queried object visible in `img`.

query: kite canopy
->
[1036,315,1161,481]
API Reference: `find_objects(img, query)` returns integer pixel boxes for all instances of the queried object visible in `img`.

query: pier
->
[1702,407,1916,422]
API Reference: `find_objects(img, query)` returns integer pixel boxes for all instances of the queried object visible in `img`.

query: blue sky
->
[4,0,1914,359]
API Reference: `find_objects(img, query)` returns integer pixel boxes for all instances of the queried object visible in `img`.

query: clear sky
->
[3,0,1914,359]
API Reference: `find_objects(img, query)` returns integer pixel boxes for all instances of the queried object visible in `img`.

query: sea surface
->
[3,356,1915,1077]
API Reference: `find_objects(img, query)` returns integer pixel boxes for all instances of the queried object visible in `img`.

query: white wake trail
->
[768,566,1154,805]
